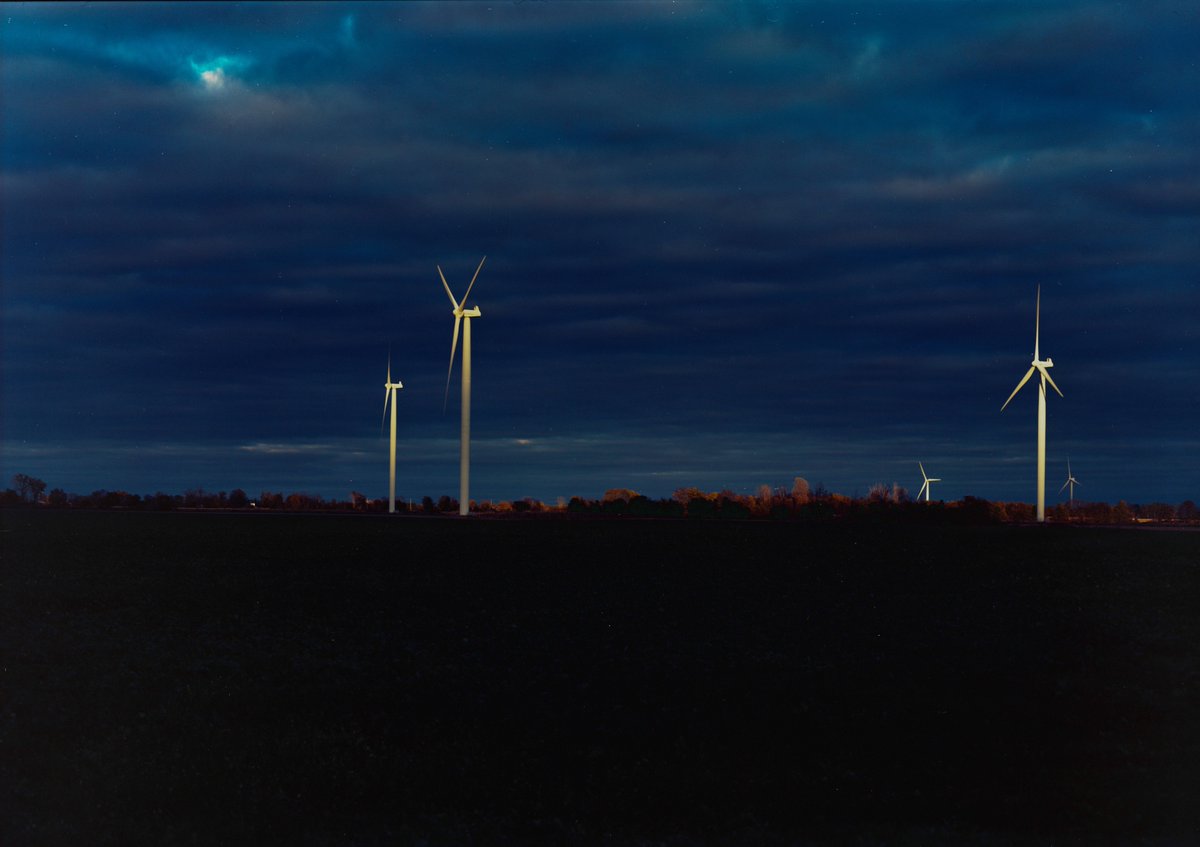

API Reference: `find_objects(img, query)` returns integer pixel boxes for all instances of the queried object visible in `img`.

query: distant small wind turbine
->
[381,351,403,514]
[1059,457,1081,505]
[439,256,486,517]
[1001,285,1063,523]
[917,461,941,502]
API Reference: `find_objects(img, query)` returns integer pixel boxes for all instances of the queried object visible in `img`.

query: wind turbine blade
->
[1034,284,1041,362]
[438,265,459,310]
[1001,366,1036,411]
[459,255,486,309]
[918,480,928,499]
[1039,365,1064,398]
[443,313,462,413]
[919,461,927,482]
[387,346,392,384]
[1059,479,1070,494]
[381,387,390,436]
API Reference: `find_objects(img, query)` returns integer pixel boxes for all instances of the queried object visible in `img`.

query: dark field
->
[2,510,1197,845]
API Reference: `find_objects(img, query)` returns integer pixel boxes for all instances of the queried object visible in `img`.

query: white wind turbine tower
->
[439,256,486,517]
[917,462,941,502]
[1059,457,1081,505]
[381,351,403,514]
[1001,285,1063,523]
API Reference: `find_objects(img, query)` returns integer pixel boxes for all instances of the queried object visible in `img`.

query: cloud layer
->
[3,2,1197,504]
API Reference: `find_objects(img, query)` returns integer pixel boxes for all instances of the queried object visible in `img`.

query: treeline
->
[3,473,1197,525]
[0,476,550,515]
[567,484,1199,526]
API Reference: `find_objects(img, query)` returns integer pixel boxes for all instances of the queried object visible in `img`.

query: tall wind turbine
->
[381,352,403,514]
[1059,457,1081,505]
[439,256,486,517]
[917,461,941,502]
[1001,285,1063,523]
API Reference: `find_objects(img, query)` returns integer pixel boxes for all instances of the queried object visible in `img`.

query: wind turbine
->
[439,256,486,517]
[381,351,403,514]
[1059,457,1081,505]
[1001,285,1063,523]
[917,462,941,502]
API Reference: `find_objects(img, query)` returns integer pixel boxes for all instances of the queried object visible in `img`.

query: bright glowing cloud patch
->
[189,55,249,90]
[199,67,226,90]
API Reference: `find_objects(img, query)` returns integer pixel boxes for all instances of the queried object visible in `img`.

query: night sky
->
[3,2,1197,506]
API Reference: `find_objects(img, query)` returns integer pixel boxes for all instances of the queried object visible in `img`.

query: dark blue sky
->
[3,1,1197,505]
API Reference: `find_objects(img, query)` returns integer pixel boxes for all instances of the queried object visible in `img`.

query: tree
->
[717,491,752,519]
[11,473,46,504]
[867,483,891,504]
[751,484,774,516]
[1144,502,1175,522]
[520,497,545,512]
[791,477,810,504]
[1178,500,1198,522]
[627,495,655,516]
[1112,501,1133,524]
[673,486,710,506]
[285,492,323,511]
[151,492,180,511]
[1006,502,1035,522]
[11,474,31,502]
[228,488,249,509]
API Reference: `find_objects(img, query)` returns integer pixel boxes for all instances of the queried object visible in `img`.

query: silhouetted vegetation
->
[4,472,1197,526]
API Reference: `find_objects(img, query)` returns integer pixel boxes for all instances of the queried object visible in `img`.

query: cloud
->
[3,1,1196,507]
[238,442,334,456]
[199,67,226,89]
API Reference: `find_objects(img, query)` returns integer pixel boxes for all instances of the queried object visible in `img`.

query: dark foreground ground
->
[2,510,1197,846]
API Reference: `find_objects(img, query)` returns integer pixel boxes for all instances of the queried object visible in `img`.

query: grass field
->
[2,509,1197,845]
